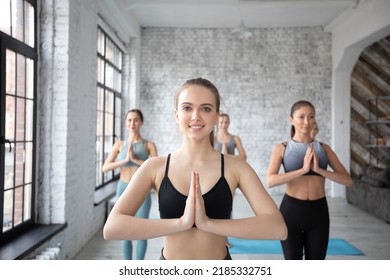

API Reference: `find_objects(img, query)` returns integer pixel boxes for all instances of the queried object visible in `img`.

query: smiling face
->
[175,84,219,142]
[290,105,316,137]
[218,115,230,131]
[126,111,143,132]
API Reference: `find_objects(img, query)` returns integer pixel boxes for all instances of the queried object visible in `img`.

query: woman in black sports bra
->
[266,100,352,260]
[103,78,287,260]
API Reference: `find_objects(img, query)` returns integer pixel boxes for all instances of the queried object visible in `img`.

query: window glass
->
[95,27,123,189]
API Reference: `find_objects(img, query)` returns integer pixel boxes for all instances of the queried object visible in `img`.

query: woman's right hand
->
[221,142,228,154]
[302,145,313,173]
[125,142,134,162]
[180,171,196,229]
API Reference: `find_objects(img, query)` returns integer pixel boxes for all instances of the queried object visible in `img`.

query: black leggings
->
[280,194,330,260]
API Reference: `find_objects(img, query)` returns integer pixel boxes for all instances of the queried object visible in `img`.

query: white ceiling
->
[113,0,360,29]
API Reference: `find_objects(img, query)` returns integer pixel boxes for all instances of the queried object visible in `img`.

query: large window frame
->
[0,0,37,244]
[95,26,123,190]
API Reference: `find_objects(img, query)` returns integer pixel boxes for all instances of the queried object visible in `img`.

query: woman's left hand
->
[310,145,320,173]
[193,172,209,229]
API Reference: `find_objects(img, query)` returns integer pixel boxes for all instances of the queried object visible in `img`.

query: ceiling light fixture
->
[231,20,252,39]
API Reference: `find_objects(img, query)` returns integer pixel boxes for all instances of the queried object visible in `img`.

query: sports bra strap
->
[221,153,224,177]
[165,154,171,176]
[164,153,224,177]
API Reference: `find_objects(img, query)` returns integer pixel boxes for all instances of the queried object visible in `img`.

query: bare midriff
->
[119,166,139,183]
[162,228,228,260]
[285,175,326,200]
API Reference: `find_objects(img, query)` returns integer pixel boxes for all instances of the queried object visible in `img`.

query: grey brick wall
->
[139,27,332,194]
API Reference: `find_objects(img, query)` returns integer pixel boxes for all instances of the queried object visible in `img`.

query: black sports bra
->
[158,154,233,220]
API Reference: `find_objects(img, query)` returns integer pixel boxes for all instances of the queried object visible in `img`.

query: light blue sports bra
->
[214,136,236,155]
[282,139,328,176]
[117,141,149,167]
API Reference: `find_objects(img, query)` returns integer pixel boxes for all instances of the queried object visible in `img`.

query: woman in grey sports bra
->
[267,100,352,260]
[214,113,246,161]
[214,113,247,248]
[102,109,158,260]
[104,78,287,260]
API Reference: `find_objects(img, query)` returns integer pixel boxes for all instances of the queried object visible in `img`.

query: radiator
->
[34,246,61,260]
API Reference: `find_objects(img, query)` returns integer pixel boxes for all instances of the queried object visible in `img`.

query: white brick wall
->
[30,2,332,260]
[139,27,332,194]
[35,0,101,259]
[38,0,70,224]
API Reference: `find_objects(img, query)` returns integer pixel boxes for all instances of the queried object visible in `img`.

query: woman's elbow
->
[102,222,116,240]
[271,214,287,240]
[266,177,276,189]
[102,224,110,240]
[278,222,288,241]
[345,176,353,188]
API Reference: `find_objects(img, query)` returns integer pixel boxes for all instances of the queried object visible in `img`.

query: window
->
[1,0,37,244]
[96,27,123,189]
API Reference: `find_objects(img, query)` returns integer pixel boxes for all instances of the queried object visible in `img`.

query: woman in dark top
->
[104,78,287,260]
[266,100,352,260]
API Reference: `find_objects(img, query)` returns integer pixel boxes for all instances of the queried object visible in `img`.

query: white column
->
[328,0,390,197]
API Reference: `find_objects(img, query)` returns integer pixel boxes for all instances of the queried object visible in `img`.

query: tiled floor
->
[74,191,390,260]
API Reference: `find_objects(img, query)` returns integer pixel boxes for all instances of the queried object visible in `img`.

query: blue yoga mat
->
[228,238,364,255]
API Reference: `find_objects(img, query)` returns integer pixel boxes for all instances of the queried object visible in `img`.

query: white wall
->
[327,0,390,197]
[26,0,390,260]
[138,27,332,196]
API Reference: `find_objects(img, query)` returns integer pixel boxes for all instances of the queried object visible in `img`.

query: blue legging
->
[116,180,152,260]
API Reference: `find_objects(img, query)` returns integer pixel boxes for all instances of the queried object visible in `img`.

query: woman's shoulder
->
[274,141,288,150]
[314,140,329,148]
[143,139,156,147]
[139,155,169,175]
[223,154,255,180]
[145,154,167,163]
[269,142,287,159]
[316,141,332,153]
[224,153,247,167]
[113,139,125,150]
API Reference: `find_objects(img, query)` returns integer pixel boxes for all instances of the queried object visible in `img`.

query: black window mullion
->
[1,0,36,243]
[11,52,18,230]
[0,39,6,234]
[96,26,123,190]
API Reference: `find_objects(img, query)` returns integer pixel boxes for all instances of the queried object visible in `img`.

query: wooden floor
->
[74,191,390,260]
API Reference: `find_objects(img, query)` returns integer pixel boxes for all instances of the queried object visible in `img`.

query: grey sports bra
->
[214,136,236,155]
[282,139,328,176]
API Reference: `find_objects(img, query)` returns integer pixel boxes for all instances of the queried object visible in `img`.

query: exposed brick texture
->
[30,1,332,260]
[35,0,99,259]
[139,27,332,194]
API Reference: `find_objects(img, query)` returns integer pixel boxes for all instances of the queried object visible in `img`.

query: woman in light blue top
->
[102,109,157,260]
